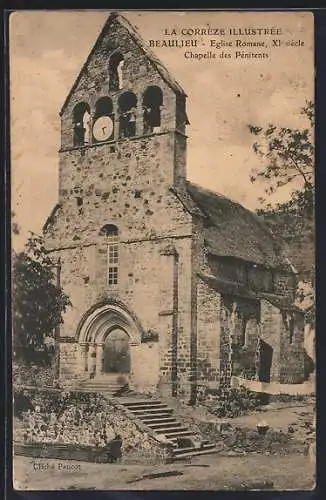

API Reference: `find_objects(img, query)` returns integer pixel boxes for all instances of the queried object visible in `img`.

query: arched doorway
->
[258,340,273,383]
[77,302,142,380]
[103,328,131,374]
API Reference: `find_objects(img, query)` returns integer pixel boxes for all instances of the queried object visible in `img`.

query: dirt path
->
[13,453,315,491]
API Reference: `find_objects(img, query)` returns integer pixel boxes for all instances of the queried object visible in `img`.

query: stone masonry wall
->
[196,280,221,386]
[260,299,282,382]
[279,311,305,384]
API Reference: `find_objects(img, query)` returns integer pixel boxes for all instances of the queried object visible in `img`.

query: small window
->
[289,315,295,344]
[100,224,119,287]
[109,52,124,91]
[283,312,295,344]
[239,317,247,347]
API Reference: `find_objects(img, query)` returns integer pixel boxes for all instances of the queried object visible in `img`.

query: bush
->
[13,361,55,387]
[204,387,263,418]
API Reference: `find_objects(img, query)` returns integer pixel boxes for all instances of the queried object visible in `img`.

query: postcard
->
[10,10,315,490]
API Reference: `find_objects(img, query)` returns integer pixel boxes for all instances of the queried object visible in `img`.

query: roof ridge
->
[187,180,251,211]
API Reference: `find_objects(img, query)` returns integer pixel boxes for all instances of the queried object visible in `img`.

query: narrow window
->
[289,314,295,344]
[100,225,119,287]
[239,317,247,347]
[109,52,124,91]
[73,102,91,146]
[143,86,163,134]
[118,92,137,138]
[283,311,295,344]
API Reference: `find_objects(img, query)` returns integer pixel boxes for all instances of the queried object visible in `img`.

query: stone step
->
[122,400,163,407]
[158,429,194,438]
[82,386,122,392]
[136,411,175,419]
[146,422,182,430]
[123,404,168,411]
[155,426,189,435]
[117,398,216,459]
[83,384,122,390]
[80,388,122,395]
[172,445,219,460]
[173,442,216,454]
[83,382,123,389]
[126,408,173,415]
[123,402,169,409]
[141,416,178,425]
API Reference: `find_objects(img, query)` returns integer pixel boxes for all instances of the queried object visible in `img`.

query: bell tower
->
[58,12,189,210]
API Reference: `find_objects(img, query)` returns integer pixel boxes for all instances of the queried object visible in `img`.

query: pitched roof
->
[173,181,289,269]
[60,12,186,115]
[198,273,300,310]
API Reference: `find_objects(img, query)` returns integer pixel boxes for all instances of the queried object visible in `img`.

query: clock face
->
[93,116,114,141]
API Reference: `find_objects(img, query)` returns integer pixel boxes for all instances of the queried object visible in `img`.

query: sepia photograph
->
[10,10,315,490]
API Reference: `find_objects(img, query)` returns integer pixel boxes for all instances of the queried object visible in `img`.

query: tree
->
[248,101,315,325]
[12,233,71,365]
[11,211,20,236]
[248,100,314,219]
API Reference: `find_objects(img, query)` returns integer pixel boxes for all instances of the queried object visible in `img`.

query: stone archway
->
[76,302,142,379]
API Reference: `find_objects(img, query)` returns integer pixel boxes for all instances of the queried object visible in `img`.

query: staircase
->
[118,398,218,460]
[78,376,127,397]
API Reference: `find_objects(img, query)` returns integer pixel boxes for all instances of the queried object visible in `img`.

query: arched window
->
[118,92,137,138]
[100,224,119,286]
[143,86,163,134]
[109,52,124,91]
[73,102,91,146]
[93,97,114,142]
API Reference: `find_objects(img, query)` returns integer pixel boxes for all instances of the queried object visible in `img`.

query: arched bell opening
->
[143,85,163,134]
[72,102,91,146]
[118,91,137,138]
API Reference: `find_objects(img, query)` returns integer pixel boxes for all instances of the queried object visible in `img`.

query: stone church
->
[44,12,305,402]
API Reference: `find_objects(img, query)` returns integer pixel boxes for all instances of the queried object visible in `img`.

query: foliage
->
[248,101,315,321]
[12,360,57,388]
[11,211,20,235]
[12,232,71,364]
[204,387,263,418]
[248,100,314,219]
[13,386,106,419]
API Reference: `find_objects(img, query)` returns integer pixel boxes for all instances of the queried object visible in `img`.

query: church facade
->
[43,13,305,402]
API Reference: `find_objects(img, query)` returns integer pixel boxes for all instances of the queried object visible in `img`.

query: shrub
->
[205,387,263,418]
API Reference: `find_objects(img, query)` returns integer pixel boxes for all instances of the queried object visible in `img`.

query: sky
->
[10,10,314,249]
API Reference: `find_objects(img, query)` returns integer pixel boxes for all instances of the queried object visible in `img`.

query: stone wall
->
[196,280,221,385]
[260,299,282,382]
[14,388,173,464]
[58,341,81,381]
[279,310,305,384]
